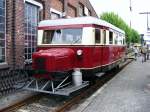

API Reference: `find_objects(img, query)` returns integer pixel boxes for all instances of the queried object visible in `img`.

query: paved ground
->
[70,58,150,112]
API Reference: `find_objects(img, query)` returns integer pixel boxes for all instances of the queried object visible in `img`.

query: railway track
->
[0,94,41,112]
[0,59,132,112]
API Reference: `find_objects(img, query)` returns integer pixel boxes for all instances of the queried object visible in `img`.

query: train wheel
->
[116,64,120,70]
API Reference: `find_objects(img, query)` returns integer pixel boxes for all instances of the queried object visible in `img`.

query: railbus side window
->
[42,30,55,44]
[103,30,106,44]
[95,29,101,44]
[115,33,118,45]
[42,29,82,44]
[109,31,113,44]
[119,34,122,45]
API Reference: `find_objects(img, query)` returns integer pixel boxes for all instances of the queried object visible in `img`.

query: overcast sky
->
[89,0,150,34]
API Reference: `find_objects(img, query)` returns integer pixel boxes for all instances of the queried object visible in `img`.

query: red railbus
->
[25,17,126,96]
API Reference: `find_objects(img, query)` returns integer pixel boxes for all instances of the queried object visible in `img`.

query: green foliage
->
[100,12,140,43]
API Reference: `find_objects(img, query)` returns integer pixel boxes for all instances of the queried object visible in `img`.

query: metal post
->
[139,12,150,31]
[129,0,132,27]
[147,14,150,30]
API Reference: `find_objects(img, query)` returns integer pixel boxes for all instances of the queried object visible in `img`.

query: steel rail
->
[0,94,41,112]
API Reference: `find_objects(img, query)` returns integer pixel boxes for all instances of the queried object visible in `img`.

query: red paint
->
[32,48,75,72]
[38,24,109,30]
[32,45,126,74]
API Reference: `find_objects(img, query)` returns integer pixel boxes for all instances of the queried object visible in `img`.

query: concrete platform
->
[70,58,150,112]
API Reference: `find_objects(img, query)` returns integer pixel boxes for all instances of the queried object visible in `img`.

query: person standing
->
[133,46,138,60]
[146,45,149,60]
[141,44,147,62]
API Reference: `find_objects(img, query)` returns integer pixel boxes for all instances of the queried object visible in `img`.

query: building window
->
[103,30,106,44]
[89,10,92,16]
[79,3,84,16]
[68,4,77,17]
[95,29,101,44]
[25,3,39,60]
[0,0,5,63]
[51,12,60,19]
[50,8,62,19]
[109,31,113,44]
[84,7,89,16]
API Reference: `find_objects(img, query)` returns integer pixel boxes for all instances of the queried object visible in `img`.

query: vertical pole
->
[147,13,149,30]
[129,0,131,11]
[129,0,132,27]
[139,12,150,31]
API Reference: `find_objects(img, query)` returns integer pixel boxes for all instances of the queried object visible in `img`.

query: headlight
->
[39,50,43,52]
[77,49,83,56]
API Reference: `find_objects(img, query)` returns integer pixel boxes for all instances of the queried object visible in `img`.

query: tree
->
[100,12,140,43]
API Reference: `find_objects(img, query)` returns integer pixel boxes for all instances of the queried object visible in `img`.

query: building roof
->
[39,16,125,34]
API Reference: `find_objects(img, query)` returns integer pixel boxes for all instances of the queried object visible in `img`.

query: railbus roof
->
[39,16,125,34]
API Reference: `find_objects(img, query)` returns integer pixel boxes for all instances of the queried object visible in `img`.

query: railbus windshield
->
[42,28,83,45]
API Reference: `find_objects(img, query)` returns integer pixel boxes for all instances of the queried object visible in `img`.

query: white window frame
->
[78,3,84,16]
[50,8,62,18]
[24,1,41,60]
[67,16,72,18]
[84,6,89,16]
[105,30,110,45]
[24,0,43,10]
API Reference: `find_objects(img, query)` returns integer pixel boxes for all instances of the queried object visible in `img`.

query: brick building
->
[0,0,97,70]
